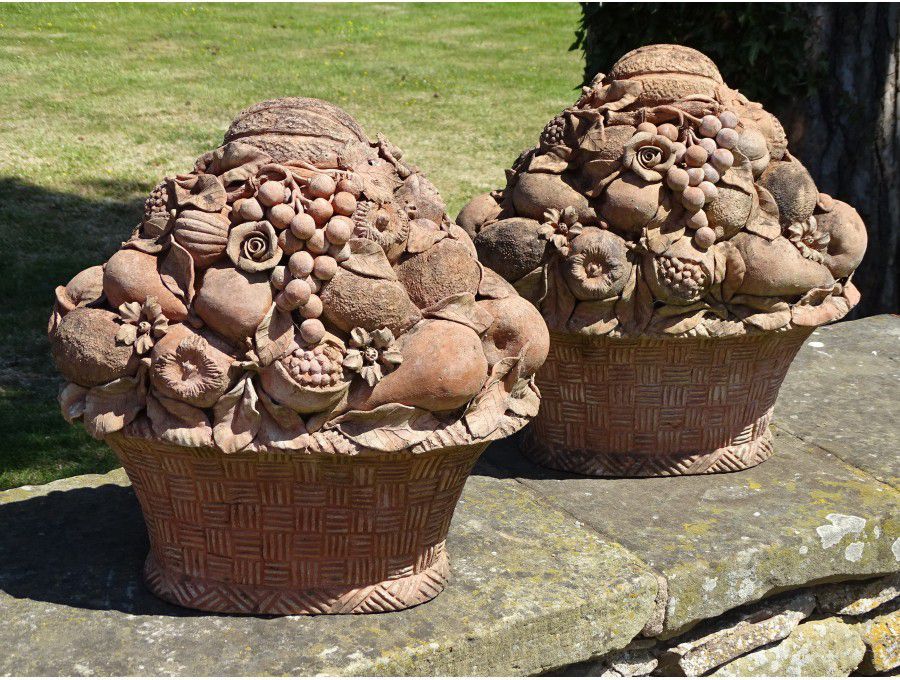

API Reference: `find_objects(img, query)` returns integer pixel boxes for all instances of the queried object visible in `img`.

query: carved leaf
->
[506,378,541,419]
[333,403,440,452]
[730,295,792,331]
[255,303,295,367]
[212,376,261,454]
[567,299,618,335]
[651,303,709,335]
[745,186,782,240]
[83,369,147,439]
[256,386,309,450]
[541,257,576,331]
[146,392,213,448]
[405,224,447,254]
[340,238,397,280]
[527,151,569,174]
[159,240,195,304]
[422,293,494,334]
[513,265,548,306]
[615,265,654,334]
[59,383,87,423]
[720,240,746,302]
[477,264,516,300]
[173,174,227,212]
[464,354,521,439]
[123,235,170,255]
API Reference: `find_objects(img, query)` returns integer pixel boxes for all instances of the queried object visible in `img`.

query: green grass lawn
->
[0,3,583,488]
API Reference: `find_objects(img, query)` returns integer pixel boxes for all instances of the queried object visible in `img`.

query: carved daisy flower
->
[116,297,169,355]
[342,327,403,387]
[539,206,583,257]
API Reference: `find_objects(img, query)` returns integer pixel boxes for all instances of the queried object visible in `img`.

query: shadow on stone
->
[476,431,590,481]
[0,483,202,616]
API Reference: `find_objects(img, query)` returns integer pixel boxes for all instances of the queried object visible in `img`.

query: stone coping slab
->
[484,428,899,637]
[0,465,657,676]
[777,314,900,488]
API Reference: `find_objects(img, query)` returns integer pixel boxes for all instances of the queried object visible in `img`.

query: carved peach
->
[477,297,549,377]
[193,263,272,344]
[395,238,482,309]
[733,233,834,297]
[103,249,188,321]
[474,217,548,283]
[51,307,139,387]
[817,200,868,279]
[456,192,501,238]
[705,183,754,240]
[349,320,488,413]
[319,267,421,335]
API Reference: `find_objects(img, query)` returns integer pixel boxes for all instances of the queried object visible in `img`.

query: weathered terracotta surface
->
[48,98,547,613]
[458,44,867,477]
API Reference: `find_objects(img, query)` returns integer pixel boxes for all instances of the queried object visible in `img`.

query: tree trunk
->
[779,4,900,317]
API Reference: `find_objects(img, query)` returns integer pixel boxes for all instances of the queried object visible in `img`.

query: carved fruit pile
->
[49,98,548,454]
[458,44,868,338]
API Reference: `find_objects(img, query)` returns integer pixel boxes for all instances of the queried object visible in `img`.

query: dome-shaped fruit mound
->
[49,99,548,454]
[459,44,866,339]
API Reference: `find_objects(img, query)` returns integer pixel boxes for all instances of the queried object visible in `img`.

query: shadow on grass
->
[0,177,145,488]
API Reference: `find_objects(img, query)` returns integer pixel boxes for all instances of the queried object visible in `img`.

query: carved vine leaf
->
[146,392,213,448]
[540,257,576,331]
[422,293,494,334]
[159,240,195,304]
[172,174,227,213]
[83,367,147,439]
[332,403,440,452]
[256,386,309,450]
[254,303,295,367]
[124,234,170,255]
[729,295,792,331]
[212,375,261,454]
[464,354,522,439]
[59,383,88,424]
[340,238,397,280]
[477,263,516,300]
[745,185,782,240]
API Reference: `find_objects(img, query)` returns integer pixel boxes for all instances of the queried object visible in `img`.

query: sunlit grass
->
[0,3,582,488]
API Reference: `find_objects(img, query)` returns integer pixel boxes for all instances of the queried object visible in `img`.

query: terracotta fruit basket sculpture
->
[458,45,867,477]
[48,97,549,614]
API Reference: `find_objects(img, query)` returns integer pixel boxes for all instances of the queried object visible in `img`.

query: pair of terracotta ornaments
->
[49,45,867,615]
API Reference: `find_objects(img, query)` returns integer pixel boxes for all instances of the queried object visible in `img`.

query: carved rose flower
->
[226,220,283,272]
[622,131,676,182]
[342,327,403,387]
[116,297,169,355]
[539,207,583,257]
[786,216,830,263]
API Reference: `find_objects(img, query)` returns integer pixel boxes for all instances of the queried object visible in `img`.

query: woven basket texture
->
[107,433,486,614]
[524,328,813,477]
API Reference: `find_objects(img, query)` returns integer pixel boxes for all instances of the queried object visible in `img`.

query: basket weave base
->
[526,328,812,477]
[143,542,450,615]
[107,433,487,614]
